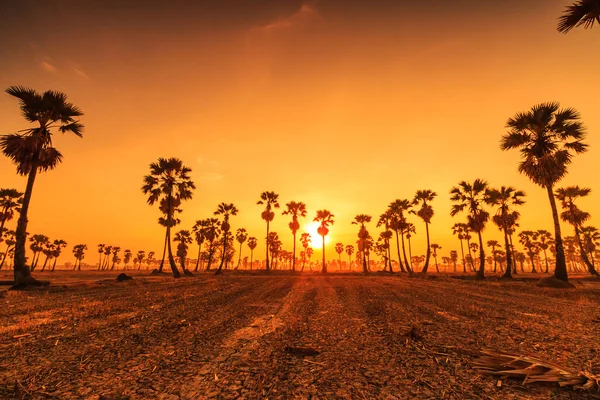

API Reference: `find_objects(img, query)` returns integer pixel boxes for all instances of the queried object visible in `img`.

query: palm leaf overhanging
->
[558,0,600,33]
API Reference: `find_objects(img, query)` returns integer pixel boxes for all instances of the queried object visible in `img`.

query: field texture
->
[1,271,599,399]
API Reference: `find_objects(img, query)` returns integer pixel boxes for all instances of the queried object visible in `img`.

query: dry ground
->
[1,271,600,400]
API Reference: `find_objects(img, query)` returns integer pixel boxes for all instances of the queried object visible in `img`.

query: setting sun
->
[303,221,332,247]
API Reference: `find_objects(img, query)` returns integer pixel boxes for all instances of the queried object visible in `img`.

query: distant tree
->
[214,203,238,274]
[110,246,121,270]
[558,0,600,33]
[353,214,372,273]
[450,179,490,279]
[0,230,16,270]
[97,244,105,271]
[335,243,344,269]
[376,211,394,272]
[486,240,500,272]
[258,191,280,271]
[452,223,468,272]
[519,231,540,273]
[136,251,146,270]
[300,233,311,271]
[192,219,208,271]
[72,244,87,271]
[267,232,282,269]
[51,239,67,271]
[174,230,193,273]
[235,228,248,270]
[556,186,599,276]
[147,251,156,270]
[247,237,257,270]
[282,201,307,272]
[1,86,84,287]
[315,210,334,273]
[29,234,49,271]
[412,190,437,274]
[40,240,54,272]
[450,250,458,272]
[345,244,355,270]
[502,102,588,282]
[0,189,23,235]
[388,199,413,274]
[430,243,441,273]
[103,245,113,270]
[123,249,132,269]
[536,230,554,273]
[306,247,314,270]
[203,218,221,271]
[142,157,195,278]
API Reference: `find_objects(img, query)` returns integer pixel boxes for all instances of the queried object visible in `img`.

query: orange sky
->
[1,0,599,264]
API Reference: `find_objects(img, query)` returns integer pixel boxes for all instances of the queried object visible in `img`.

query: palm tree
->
[192,219,208,271]
[452,223,468,272]
[147,252,156,270]
[300,233,311,271]
[502,102,587,282]
[486,240,500,272]
[203,218,221,271]
[1,86,84,287]
[376,211,394,272]
[97,244,105,271]
[430,243,441,273]
[257,191,280,271]
[110,246,121,270]
[345,244,355,270]
[412,190,437,274]
[136,251,146,270]
[267,232,282,269]
[556,186,599,276]
[352,214,372,273]
[103,245,113,270]
[29,234,49,271]
[282,201,307,272]
[558,0,600,33]
[314,210,334,273]
[40,241,55,272]
[72,244,87,271]
[405,223,416,262]
[0,230,16,270]
[388,199,413,273]
[174,230,193,273]
[142,157,195,278]
[247,237,257,270]
[51,239,67,271]
[450,250,458,272]
[485,186,525,279]
[123,249,132,269]
[519,231,540,273]
[450,179,490,280]
[581,226,600,266]
[536,230,554,273]
[0,189,23,235]
[235,228,248,269]
[214,203,238,274]
[335,243,344,270]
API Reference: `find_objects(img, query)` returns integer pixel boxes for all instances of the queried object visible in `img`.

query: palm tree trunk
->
[401,232,412,274]
[52,257,57,272]
[292,233,297,272]
[529,254,537,273]
[547,185,568,281]
[216,231,227,274]
[195,243,201,272]
[434,255,439,272]
[459,239,466,273]
[502,229,513,279]
[386,238,393,272]
[250,249,253,270]
[394,230,406,273]
[574,225,599,276]
[236,242,243,270]
[543,249,549,273]
[166,225,180,278]
[265,221,270,271]
[321,236,327,273]
[422,222,431,274]
[362,238,368,273]
[12,167,39,285]
[476,232,485,280]
[41,255,49,272]
[492,246,497,272]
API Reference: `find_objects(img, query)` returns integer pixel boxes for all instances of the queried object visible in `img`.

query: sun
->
[303,221,331,246]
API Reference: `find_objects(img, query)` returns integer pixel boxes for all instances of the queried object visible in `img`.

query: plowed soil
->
[1,271,599,399]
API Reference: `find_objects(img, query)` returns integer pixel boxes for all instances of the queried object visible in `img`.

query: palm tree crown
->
[558,0,600,33]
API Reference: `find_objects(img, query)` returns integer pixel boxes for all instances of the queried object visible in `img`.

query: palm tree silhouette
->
[257,191,280,271]
[430,243,441,273]
[192,219,208,271]
[376,211,394,272]
[142,157,195,278]
[388,199,413,274]
[247,237,257,270]
[581,226,600,266]
[558,0,600,33]
[556,186,599,276]
[1,87,83,287]
[51,239,67,271]
[536,230,554,273]
[450,179,490,280]
[282,201,307,272]
[345,244,355,270]
[0,230,16,270]
[72,244,87,271]
[486,186,525,279]
[452,223,468,272]
[314,210,334,273]
[29,234,49,271]
[519,231,540,273]
[136,251,146,270]
[0,189,23,235]
[174,230,193,273]
[203,218,221,271]
[147,252,156,270]
[352,214,372,273]
[235,228,248,269]
[123,249,132,269]
[335,242,344,270]
[486,240,499,272]
[110,246,121,270]
[450,250,458,272]
[103,245,113,270]
[214,203,238,275]
[300,232,311,271]
[412,190,437,274]
[502,102,587,282]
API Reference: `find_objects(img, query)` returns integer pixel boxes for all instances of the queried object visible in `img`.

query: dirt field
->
[1,271,599,400]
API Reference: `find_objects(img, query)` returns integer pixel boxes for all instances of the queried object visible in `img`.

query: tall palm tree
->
[388,199,413,273]
[376,211,394,272]
[502,102,587,282]
[214,203,238,274]
[536,230,554,273]
[412,190,437,274]
[1,86,84,287]
[282,201,307,272]
[430,243,441,273]
[110,246,121,270]
[29,234,49,271]
[486,240,500,273]
[142,157,195,278]
[136,251,146,270]
[203,218,221,271]
[72,244,86,271]
[257,191,280,271]
[314,210,334,273]
[519,231,540,273]
[235,228,248,269]
[558,0,600,33]
[123,249,132,269]
[192,219,207,271]
[51,239,67,271]
[345,244,355,270]
[450,179,490,280]
[0,189,23,235]
[300,233,311,271]
[174,230,193,273]
[97,244,105,271]
[352,214,372,273]
[103,245,113,270]
[335,242,344,269]
[452,223,468,272]
[556,186,599,276]
[247,237,257,270]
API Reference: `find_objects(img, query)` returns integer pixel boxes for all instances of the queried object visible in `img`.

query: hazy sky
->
[1,0,599,263]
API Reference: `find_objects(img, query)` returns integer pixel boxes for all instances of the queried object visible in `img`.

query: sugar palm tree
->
[123,249,132,269]
[51,239,67,271]
[388,199,413,273]
[345,244,355,270]
[300,233,311,271]
[142,157,195,278]
[72,244,86,271]
[352,214,372,273]
[335,242,344,269]
[558,0,600,33]
[502,102,587,282]
[405,223,416,262]
[581,226,600,266]
[315,209,334,273]
[0,230,16,270]
[536,230,554,273]
[412,190,437,274]
[103,245,113,270]
[450,179,490,280]
[282,201,307,272]
[97,244,105,271]
[1,86,84,287]
[519,231,540,273]
[485,186,525,279]
[450,250,458,272]
[430,243,441,273]
[110,246,121,270]
[452,223,468,272]
[203,218,221,271]
[147,252,156,270]
[0,189,23,235]
[174,230,193,273]
[136,251,146,270]
[486,240,500,272]
[214,203,238,274]
[247,237,257,270]
[235,228,248,269]
[192,219,207,271]
[376,211,394,272]
[556,186,599,276]
[29,234,49,271]
[257,191,280,271]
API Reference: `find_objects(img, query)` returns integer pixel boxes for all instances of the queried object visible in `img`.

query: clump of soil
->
[116,273,133,282]
[537,276,575,289]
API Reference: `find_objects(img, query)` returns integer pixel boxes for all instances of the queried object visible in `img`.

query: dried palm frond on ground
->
[474,350,600,391]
